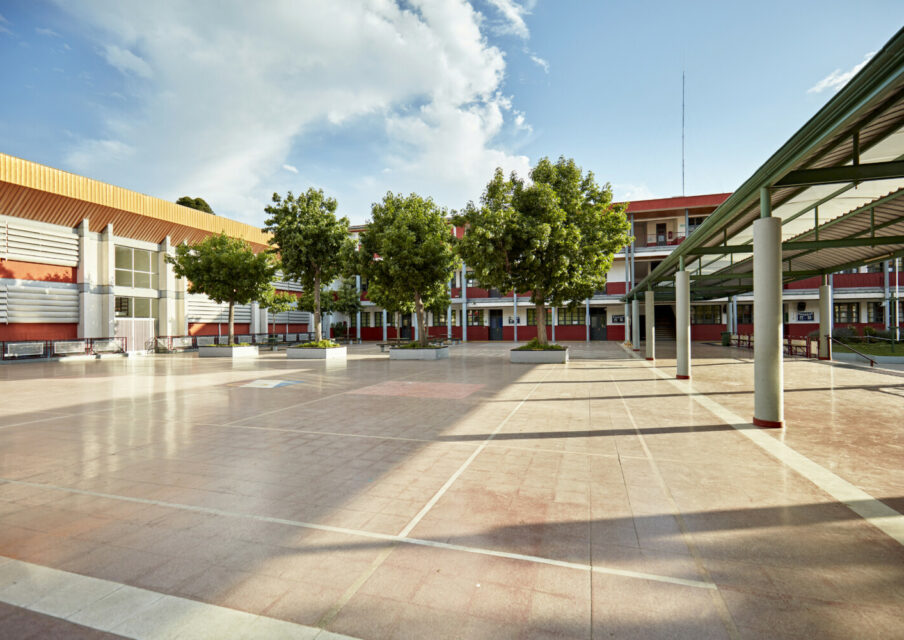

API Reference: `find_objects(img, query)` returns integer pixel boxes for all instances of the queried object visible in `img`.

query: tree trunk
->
[414,293,427,347]
[313,274,322,342]
[228,301,235,345]
[535,299,548,346]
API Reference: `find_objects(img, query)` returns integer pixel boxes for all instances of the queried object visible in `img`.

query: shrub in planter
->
[514,338,566,351]
[292,340,342,349]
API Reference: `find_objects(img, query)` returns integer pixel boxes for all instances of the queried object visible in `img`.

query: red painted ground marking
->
[351,381,484,399]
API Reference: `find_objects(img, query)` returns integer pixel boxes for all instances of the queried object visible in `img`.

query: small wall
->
[691,324,726,341]
[0,260,77,283]
[606,282,627,295]
[607,326,625,341]
[555,325,586,341]
[188,323,252,336]
[0,323,78,341]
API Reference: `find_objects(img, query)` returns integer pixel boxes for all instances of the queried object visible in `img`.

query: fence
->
[729,333,816,358]
[1,337,127,361]
[154,332,314,352]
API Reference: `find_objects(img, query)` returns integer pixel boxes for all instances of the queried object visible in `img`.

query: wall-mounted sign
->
[797,311,814,322]
[611,315,625,324]
[507,316,522,325]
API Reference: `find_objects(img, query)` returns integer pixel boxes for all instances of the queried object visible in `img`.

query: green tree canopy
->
[455,156,631,345]
[264,189,355,341]
[332,278,363,335]
[167,233,279,345]
[259,288,298,335]
[176,196,214,214]
[356,192,459,346]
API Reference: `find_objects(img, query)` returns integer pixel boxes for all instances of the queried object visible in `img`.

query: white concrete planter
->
[199,345,259,358]
[510,348,569,364]
[389,346,450,360]
[287,346,347,360]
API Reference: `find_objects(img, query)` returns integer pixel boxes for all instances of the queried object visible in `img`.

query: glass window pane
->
[115,246,132,269]
[115,297,131,317]
[134,272,151,289]
[134,249,151,272]
[115,270,132,287]
[134,298,151,317]
[150,273,158,290]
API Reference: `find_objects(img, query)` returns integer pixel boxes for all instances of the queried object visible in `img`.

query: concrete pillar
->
[676,270,690,379]
[585,299,590,342]
[98,223,115,338]
[726,298,734,337]
[77,219,102,338]
[382,309,387,342]
[513,293,518,342]
[624,301,631,345]
[631,299,640,351]
[413,312,419,341]
[884,261,890,329]
[819,278,832,360]
[461,264,468,343]
[157,236,184,337]
[752,214,784,428]
[551,306,557,343]
[644,290,655,360]
[250,301,261,334]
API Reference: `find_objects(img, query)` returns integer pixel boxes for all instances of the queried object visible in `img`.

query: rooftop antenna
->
[681,70,686,197]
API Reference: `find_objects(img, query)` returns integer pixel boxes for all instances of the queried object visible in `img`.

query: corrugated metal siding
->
[0,219,79,266]
[272,309,310,324]
[186,293,251,323]
[0,281,79,323]
[0,153,270,249]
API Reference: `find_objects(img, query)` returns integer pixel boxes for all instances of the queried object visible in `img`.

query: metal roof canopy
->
[629,27,904,302]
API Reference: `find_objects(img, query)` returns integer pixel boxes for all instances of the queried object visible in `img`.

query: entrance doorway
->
[400,313,412,339]
[489,309,504,340]
[656,222,667,246]
[589,308,606,340]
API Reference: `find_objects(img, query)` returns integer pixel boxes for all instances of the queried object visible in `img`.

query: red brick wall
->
[0,323,78,341]
[188,323,251,336]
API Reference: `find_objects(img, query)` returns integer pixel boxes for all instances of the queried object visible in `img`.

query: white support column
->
[676,269,690,379]
[157,236,183,337]
[413,312,419,341]
[585,299,590,342]
[77,219,102,338]
[355,275,361,342]
[726,298,733,337]
[461,264,468,343]
[250,301,261,334]
[624,301,631,345]
[819,277,832,360]
[752,203,784,429]
[99,223,115,338]
[447,278,452,339]
[382,309,387,342]
[551,306,557,343]
[631,299,640,351]
[644,289,655,360]
[513,293,518,342]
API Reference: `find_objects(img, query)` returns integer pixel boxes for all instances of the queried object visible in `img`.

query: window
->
[867,302,883,323]
[467,309,484,326]
[691,304,721,325]
[557,307,584,325]
[374,312,383,327]
[114,296,155,319]
[687,216,706,234]
[738,304,753,325]
[834,302,860,324]
[360,312,371,328]
[115,246,158,289]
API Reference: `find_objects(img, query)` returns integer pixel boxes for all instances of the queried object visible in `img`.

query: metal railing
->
[1,337,127,361]
[831,337,877,367]
[728,333,816,358]
[153,332,315,352]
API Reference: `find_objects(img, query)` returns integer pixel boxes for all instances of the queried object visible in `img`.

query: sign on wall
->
[797,311,814,322]
[611,315,625,324]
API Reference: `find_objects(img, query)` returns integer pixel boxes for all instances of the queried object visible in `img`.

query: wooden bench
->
[377,339,412,352]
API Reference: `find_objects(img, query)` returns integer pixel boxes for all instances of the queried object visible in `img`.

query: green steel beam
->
[689,234,904,255]
[773,160,904,188]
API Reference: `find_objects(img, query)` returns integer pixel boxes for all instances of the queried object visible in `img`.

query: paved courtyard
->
[0,341,902,639]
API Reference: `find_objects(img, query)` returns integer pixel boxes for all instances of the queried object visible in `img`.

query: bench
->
[377,339,412,352]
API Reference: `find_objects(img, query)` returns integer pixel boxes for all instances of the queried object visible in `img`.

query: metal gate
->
[115,318,156,352]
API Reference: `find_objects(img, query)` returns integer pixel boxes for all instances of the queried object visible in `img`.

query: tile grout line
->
[611,374,741,640]
[633,351,904,547]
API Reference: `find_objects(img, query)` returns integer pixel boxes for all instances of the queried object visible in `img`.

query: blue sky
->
[0,1,899,225]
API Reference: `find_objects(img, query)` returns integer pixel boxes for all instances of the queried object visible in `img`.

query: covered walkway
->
[0,343,902,639]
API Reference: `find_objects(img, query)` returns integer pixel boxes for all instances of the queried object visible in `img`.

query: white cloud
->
[808,52,875,94]
[486,0,530,39]
[102,44,152,78]
[529,54,548,73]
[282,164,298,174]
[36,27,60,37]
[55,0,533,224]
[613,183,655,202]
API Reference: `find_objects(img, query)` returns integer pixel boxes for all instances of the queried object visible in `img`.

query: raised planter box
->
[389,346,450,360]
[287,346,347,360]
[198,345,259,358]
[833,352,904,365]
[510,348,569,364]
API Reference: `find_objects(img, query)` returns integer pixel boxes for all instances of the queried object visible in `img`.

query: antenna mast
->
[682,70,685,196]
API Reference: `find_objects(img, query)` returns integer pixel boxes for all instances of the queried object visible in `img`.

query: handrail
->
[831,337,876,367]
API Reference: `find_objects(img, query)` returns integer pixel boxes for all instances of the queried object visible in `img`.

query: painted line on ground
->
[0,477,716,592]
[0,556,357,640]
[627,349,904,547]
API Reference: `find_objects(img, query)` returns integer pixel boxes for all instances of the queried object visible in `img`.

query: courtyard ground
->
[0,341,902,639]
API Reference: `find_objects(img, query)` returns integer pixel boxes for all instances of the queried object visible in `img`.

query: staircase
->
[654,323,676,342]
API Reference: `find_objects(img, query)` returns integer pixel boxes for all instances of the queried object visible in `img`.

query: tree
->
[259,288,298,336]
[332,278,363,339]
[167,233,278,345]
[455,157,631,345]
[176,196,214,214]
[264,189,354,341]
[357,192,459,347]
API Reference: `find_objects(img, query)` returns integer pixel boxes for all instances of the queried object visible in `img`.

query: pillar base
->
[676,374,690,380]
[752,417,783,429]
[645,357,654,361]
[633,348,641,352]
[818,357,831,361]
